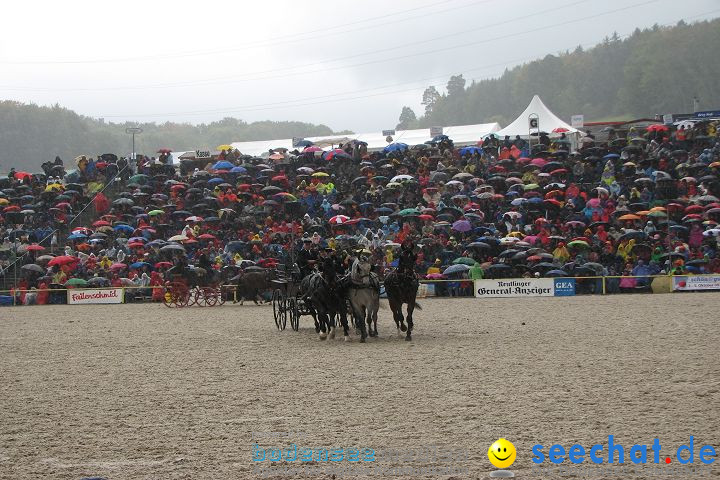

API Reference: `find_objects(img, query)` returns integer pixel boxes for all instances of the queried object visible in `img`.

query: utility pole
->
[125,127,143,160]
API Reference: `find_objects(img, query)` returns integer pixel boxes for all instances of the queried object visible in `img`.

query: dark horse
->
[298,272,347,340]
[383,269,420,341]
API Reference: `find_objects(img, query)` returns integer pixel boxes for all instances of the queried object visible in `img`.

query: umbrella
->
[545,269,568,277]
[25,244,45,252]
[110,263,128,271]
[449,257,476,267]
[129,262,151,269]
[567,240,589,249]
[451,219,471,232]
[213,161,234,170]
[21,264,44,274]
[47,256,79,266]
[443,264,470,275]
[383,143,408,153]
[65,278,88,287]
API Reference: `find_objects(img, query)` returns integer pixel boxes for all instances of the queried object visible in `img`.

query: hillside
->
[398,18,720,129]
[0,102,347,171]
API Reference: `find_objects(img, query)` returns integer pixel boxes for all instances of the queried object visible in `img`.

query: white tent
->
[229,122,501,156]
[495,95,581,138]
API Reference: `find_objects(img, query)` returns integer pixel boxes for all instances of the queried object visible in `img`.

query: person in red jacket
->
[93,192,110,216]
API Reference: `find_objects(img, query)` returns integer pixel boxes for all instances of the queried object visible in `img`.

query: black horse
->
[298,272,348,340]
[383,270,420,341]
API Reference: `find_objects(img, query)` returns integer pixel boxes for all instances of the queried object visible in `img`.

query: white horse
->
[346,254,380,342]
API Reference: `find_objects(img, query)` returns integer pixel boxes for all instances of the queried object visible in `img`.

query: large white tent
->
[495,95,580,138]
[229,122,500,157]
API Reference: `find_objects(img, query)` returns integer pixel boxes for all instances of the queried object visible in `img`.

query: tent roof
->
[229,122,501,157]
[496,95,581,138]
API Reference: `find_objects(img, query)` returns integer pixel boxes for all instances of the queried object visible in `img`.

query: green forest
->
[397,18,720,129]
[0,103,345,171]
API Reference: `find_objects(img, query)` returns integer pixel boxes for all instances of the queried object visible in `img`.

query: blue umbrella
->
[383,143,408,153]
[114,224,134,233]
[130,261,151,269]
[459,146,482,155]
[207,177,225,185]
[67,233,87,240]
[511,198,527,206]
[296,140,313,147]
[528,197,544,204]
[213,161,234,170]
[603,153,620,159]
[230,166,247,173]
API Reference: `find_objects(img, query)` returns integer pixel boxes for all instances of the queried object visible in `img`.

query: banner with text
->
[475,278,554,298]
[67,288,124,305]
[672,275,720,291]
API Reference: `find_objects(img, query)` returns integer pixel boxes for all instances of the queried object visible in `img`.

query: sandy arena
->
[1,294,718,479]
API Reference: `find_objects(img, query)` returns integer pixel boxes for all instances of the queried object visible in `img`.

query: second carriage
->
[270,264,313,331]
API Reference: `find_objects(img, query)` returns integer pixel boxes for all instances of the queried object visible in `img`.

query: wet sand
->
[0,294,718,479]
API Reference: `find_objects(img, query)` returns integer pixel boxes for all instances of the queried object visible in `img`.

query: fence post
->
[602,276,606,295]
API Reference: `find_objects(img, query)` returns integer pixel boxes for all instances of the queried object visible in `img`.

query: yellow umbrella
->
[0,198,8,205]
[45,184,63,192]
[312,172,329,177]
[217,144,232,151]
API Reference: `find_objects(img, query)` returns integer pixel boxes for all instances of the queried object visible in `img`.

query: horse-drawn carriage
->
[162,268,227,308]
[270,263,311,331]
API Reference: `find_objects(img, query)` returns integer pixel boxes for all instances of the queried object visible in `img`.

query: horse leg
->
[328,311,336,340]
[339,308,350,341]
[318,311,328,340]
[405,299,416,342]
[366,309,374,337]
[358,306,368,343]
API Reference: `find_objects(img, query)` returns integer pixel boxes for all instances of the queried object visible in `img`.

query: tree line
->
[397,18,720,130]
[0,102,349,172]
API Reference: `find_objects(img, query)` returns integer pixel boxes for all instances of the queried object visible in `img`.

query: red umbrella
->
[647,124,669,132]
[25,244,45,252]
[110,263,127,271]
[93,220,111,227]
[552,127,569,133]
[3,205,20,212]
[157,148,172,154]
[48,255,79,266]
[198,233,216,240]
[128,242,145,248]
[155,261,173,269]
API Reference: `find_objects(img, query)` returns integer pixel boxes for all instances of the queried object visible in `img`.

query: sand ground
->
[0,294,718,480]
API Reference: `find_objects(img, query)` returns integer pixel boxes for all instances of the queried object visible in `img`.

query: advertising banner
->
[672,275,720,291]
[474,279,554,298]
[67,288,124,305]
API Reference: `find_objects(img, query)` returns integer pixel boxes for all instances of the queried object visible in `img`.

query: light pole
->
[125,127,143,160]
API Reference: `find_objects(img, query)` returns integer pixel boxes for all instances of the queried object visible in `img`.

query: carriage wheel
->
[278,294,288,331]
[204,287,218,307]
[288,297,300,331]
[173,283,191,307]
[217,286,226,306]
[272,289,283,330]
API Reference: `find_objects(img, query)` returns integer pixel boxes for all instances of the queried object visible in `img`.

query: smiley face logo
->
[488,438,516,469]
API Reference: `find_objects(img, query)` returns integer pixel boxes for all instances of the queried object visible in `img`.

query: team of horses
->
[232,253,420,342]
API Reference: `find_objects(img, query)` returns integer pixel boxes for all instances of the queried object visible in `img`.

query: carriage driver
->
[296,236,317,279]
[398,238,417,276]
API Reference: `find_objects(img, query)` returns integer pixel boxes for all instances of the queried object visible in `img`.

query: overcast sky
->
[1,0,718,135]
